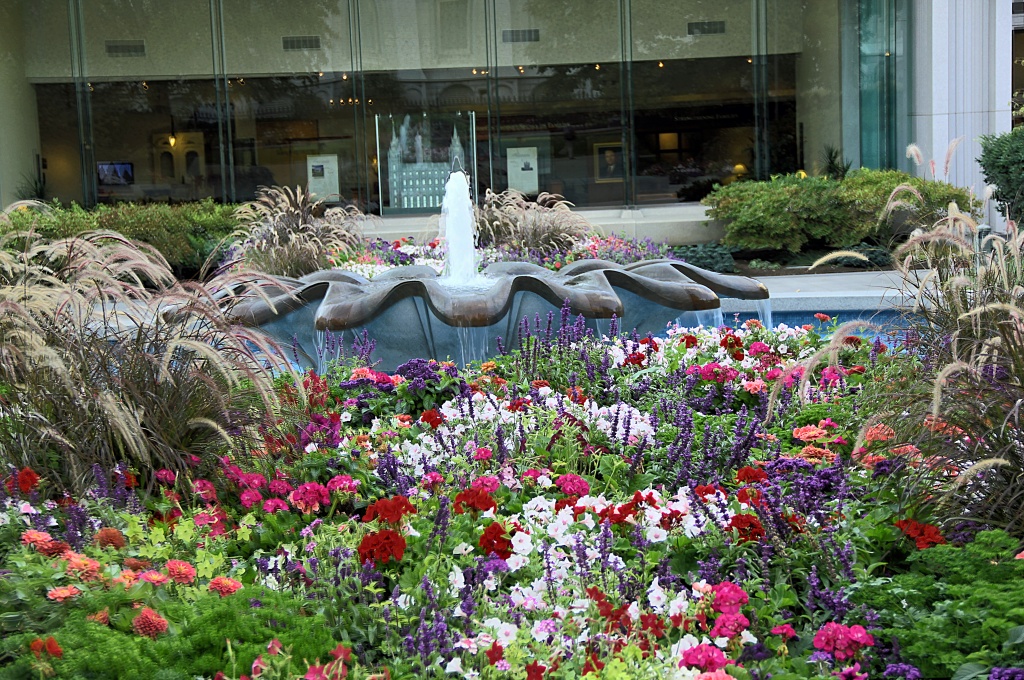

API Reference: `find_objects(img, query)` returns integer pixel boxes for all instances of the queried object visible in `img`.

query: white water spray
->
[440,170,482,286]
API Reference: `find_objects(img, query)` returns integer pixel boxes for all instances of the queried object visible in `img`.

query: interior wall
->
[0,2,42,206]
[793,0,842,174]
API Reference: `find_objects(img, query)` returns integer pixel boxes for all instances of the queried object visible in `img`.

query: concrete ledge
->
[363,202,723,246]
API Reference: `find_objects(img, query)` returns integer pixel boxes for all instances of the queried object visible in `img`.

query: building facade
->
[0,0,1012,238]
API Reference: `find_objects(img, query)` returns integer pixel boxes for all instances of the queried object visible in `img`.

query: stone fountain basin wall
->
[235,259,768,372]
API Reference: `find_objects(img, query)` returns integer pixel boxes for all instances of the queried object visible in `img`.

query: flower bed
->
[3,313,1024,679]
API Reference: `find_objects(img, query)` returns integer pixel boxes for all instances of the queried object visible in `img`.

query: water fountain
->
[234,170,770,371]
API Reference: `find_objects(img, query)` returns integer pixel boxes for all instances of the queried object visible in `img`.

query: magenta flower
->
[710,581,749,615]
[471,476,501,493]
[289,482,331,514]
[155,469,176,485]
[263,498,289,514]
[268,479,293,495]
[555,474,590,496]
[240,488,263,509]
[327,474,360,494]
[680,644,728,672]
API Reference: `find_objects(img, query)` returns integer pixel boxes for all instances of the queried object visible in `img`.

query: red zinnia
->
[132,607,168,638]
[208,576,243,597]
[895,518,946,549]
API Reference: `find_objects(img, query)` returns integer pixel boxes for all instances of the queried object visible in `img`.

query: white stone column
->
[911,0,1013,229]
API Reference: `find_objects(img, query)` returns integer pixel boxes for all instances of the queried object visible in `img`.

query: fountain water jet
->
[235,168,770,370]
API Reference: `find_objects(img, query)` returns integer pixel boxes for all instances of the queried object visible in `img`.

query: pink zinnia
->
[208,576,243,597]
[140,570,170,586]
[166,560,196,584]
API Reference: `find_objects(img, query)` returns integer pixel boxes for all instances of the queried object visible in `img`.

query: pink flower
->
[269,479,293,495]
[710,581,749,615]
[813,622,874,661]
[421,472,444,491]
[473,447,493,461]
[155,469,176,485]
[471,476,501,493]
[239,473,267,489]
[327,474,360,494]
[747,341,772,357]
[771,624,798,639]
[680,644,728,672]
[140,570,170,586]
[289,482,331,514]
[192,479,217,502]
[166,560,197,584]
[263,498,290,513]
[208,575,243,597]
[240,488,263,509]
[555,474,590,496]
[710,612,749,638]
[742,379,767,394]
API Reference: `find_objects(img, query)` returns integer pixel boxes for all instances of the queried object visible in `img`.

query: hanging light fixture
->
[168,117,177,147]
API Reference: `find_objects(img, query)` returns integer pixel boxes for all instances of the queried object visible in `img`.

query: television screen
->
[97,161,134,186]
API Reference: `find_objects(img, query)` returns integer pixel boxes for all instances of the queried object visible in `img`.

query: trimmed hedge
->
[979,127,1024,224]
[2,199,238,275]
[702,168,981,253]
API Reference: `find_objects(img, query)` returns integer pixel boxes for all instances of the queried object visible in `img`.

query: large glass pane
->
[357,0,490,214]
[858,0,909,169]
[767,0,844,176]
[490,0,626,208]
[629,1,760,204]
[223,0,361,204]
[71,1,224,205]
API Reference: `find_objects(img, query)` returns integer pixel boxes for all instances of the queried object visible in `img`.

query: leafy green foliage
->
[979,127,1024,223]
[703,169,980,253]
[671,242,737,273]
[0,199,236,276]
[852,532,1024,678]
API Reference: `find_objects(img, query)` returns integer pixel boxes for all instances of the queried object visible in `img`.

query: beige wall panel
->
[358,0,489,72]
[793,0,842,173]
[0,2,42,205]
[22,1,72,81]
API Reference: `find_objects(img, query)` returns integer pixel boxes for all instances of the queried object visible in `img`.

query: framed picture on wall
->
[593,143,624,183]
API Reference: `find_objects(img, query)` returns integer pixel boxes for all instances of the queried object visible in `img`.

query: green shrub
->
[1,199,237,275]
[703,169,980,253]
[671,243,736,273]
[979,127,1024,223]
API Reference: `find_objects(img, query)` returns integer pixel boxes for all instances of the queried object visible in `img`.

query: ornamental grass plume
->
[0,202,296,495]
[131,607,168,638]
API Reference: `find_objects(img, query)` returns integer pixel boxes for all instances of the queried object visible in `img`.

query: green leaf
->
[1004,625,1024,647]
[951,663,989,680]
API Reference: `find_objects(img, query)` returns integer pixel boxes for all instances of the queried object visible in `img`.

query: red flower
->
[895,518,946,549]
[132,608,169,638]
[30,636,62,659]
[693,484,724,501]
[680,334,699,348]
[639,337,660,351]
[5,467,40,495]
[363,496,417,525]
[420,409,444,429]
[358,529,407,565]
[736,466,768,484]
[479,521,513,559]
[623,352,647,366]
[720,334,743,350]
[208,576,243,597]
[453,488,497,515]
[525,661,547,680]
[566,386,588,404]
[726,513,765,542]
[485,642,504,665]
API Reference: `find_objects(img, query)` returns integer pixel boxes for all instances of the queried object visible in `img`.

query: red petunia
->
[358,529,407,565]
[479,521,513,560]
[693,484,724,501]
[484,642,504,665]
[680,334,699,348]
[525,661,547,680]
[363,496,417,525]
[895,518,946,549]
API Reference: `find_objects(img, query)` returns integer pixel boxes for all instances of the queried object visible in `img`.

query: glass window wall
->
[0,0,905,212]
